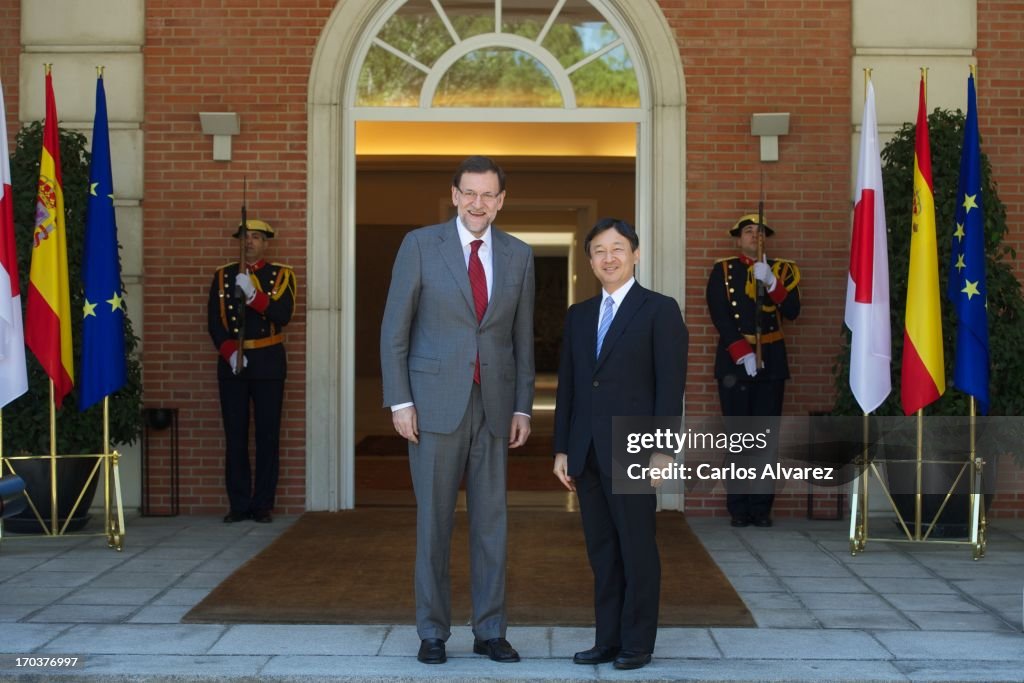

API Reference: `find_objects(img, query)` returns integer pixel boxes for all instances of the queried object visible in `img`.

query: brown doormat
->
[356,434,555,457]
[184,509,753,627]
[356,435,563,491]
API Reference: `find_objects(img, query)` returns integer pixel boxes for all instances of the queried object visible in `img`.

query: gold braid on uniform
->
[744,260,801,301]
[268,264,296,302]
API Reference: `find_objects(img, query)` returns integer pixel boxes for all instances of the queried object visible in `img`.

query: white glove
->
[229,351,249,373]
[739,352,758,378]
[753,258,777,291]
[235,272,257,304]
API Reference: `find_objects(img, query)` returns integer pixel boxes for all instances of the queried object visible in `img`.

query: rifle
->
[234,177,248,375]
[754,174,765,369]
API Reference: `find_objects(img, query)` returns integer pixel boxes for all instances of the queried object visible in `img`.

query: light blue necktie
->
[596,295,614,358]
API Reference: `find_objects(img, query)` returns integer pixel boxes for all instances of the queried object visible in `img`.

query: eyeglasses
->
[457,188,502,204]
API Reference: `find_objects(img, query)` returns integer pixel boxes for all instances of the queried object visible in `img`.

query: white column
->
[19,0,146,508]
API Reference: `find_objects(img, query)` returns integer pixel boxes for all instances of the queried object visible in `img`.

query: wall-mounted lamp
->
[199,112,240,161]
[750,112,790,162]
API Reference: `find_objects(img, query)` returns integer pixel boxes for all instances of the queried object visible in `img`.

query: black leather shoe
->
[252,511,273,523]
[417,638,446,664]
[223,511,249,523]
[473,637,520,663]
[751,517,773,527]
[730,517,749,527]
[573,645,620,664]
[613,650,652,670]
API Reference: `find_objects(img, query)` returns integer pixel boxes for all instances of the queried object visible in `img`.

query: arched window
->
[356,0,640,109]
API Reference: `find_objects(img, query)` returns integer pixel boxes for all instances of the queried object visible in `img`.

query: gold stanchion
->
[0,392,125,551]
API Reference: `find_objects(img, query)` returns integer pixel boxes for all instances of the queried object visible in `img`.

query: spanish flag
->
[25,66,74,408]
[900,74,945,415]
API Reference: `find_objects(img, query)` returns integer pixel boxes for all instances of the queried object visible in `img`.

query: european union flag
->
[947,73,989,414]
[79,75,126,411]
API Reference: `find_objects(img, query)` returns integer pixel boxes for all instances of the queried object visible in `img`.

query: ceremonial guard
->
[208,219,296,523]
[705,213,800,527]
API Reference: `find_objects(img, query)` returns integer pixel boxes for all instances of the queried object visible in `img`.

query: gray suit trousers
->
[408,384,508,641]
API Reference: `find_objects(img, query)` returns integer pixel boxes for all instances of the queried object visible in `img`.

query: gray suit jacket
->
[380,219,535,436]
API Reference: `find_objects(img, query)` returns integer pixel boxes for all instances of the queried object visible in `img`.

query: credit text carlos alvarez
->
[622,428,835,483]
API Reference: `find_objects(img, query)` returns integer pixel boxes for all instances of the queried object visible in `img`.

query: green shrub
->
[832,108,1024,424]
[4,121,142,455]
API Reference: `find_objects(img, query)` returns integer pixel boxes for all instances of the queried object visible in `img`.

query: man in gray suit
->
[380,156,535,665]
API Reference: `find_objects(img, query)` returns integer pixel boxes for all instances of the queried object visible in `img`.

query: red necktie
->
[469,239,488,384]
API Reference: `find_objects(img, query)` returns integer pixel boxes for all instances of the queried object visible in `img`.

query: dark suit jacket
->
[554,282,688,477]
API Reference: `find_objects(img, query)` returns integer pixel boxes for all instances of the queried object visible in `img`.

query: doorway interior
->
[352,124,635,505]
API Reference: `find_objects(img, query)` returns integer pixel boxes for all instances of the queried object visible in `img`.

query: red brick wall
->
[142,1,335,514]
[976,1,1024,518]
[0,0,1005,517]
[666,0,854,517]
[1,0,19,149]
[978,0,1024,260]
[139,0,1024,517]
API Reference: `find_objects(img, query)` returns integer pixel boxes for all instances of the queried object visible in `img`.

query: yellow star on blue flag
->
[947,73,989,413]
[80,75,127,411]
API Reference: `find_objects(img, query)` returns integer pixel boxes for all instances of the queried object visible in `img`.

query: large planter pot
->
[2,457,100,534]
[0,475,28,518]
[882,418,995,538]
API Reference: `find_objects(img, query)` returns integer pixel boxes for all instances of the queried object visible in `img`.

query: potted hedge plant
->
[2,121,143,533]
[832,108,1024,536]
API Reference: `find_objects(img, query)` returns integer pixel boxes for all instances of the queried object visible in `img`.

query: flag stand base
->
[0,394,126,551]
[848,414,986,560]
[0,450,125,550]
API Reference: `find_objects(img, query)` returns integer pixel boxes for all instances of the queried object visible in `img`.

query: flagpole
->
[967,64,977,552]
[103,396,111,540]
[912,66,928,543]
[44,63,57,535]
[49,380,57,535]
[915,408,923,540]
[966,63,985,558]
[860,68,872,549]
[860,411,869,546]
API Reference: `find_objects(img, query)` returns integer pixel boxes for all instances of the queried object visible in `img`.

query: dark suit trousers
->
[218,377,284,515]
[718,378,785,522]
[575,447,660,653]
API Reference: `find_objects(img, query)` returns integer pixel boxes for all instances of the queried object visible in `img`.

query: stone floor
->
[0,511,1022,682]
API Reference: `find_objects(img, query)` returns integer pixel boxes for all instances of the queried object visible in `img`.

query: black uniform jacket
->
[208,260,297,381]
[706,255,800,382]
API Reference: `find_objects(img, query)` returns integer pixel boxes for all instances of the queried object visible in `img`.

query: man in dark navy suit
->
[553,218,688,671]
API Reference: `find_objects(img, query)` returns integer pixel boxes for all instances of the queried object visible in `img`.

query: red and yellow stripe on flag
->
[25,66,74,407]
[900,74,945,415]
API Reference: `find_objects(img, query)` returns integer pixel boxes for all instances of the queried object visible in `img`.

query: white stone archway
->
[305,0,686,510]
